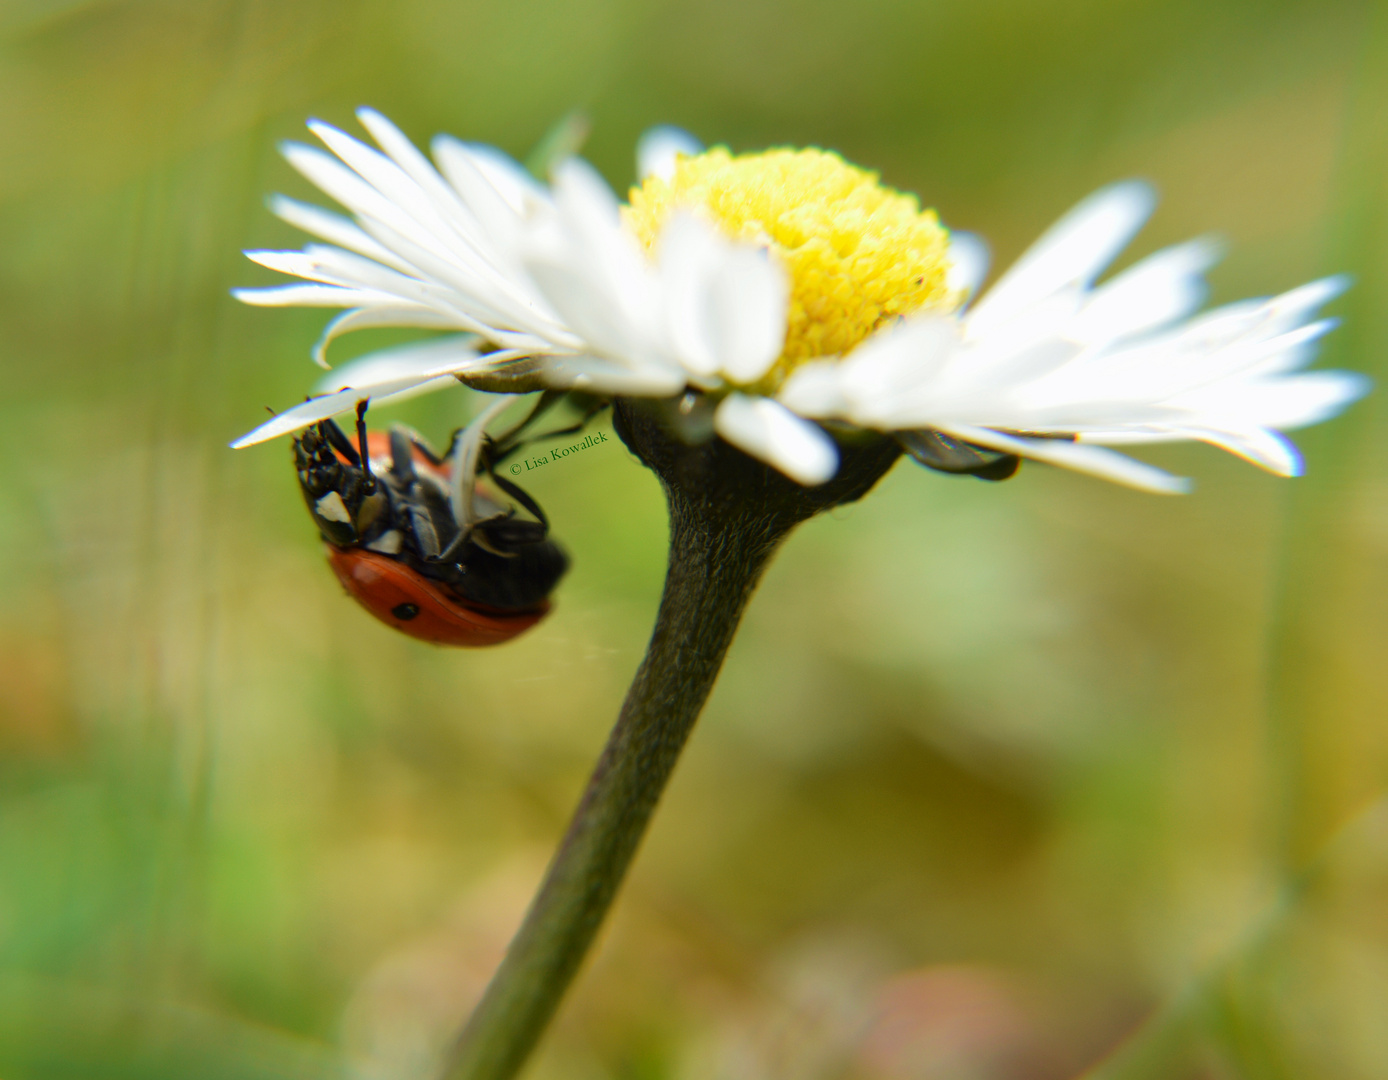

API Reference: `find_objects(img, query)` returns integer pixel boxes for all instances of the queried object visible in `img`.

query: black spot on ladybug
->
[391,602,421,621]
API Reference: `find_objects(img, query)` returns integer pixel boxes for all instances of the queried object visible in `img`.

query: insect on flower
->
[293,396,571,645]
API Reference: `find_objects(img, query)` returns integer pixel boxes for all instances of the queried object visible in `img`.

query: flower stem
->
[439,400,901,1080]
[441,488,788,1080]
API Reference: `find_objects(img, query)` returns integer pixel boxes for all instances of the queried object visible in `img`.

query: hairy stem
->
[440,499,787,1080]
[439,399,901,1080]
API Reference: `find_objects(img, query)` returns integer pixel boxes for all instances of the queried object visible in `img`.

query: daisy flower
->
[234,110,1367,492]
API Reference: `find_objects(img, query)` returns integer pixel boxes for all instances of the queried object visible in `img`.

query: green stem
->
[440,490,789,1080]
[439,400,901,1080]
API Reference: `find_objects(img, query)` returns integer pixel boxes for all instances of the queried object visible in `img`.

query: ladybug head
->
[293,421,389,546]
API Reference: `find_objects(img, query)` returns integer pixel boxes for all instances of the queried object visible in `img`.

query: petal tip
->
[636,125,704,182]
[1106,177,1158,212]
[1321,273,1353,299]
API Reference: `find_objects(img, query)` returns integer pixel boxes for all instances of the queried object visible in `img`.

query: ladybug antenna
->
[354,401,375,490]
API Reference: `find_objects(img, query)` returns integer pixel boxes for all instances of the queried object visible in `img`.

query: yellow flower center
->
[623,146,959,387]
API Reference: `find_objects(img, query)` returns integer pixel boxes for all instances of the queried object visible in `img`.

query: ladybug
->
[292,414,569,646]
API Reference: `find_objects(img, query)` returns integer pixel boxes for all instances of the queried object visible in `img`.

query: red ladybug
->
[292,419,568,646]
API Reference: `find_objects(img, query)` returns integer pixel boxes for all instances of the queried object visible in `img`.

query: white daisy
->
[777,182,1364,492]
[234,111,1366,492]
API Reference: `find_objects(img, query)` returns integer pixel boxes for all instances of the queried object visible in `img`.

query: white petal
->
[234,376,444,448]
[658,213,788,383]
[524,257,663,371]
[268,195,416,273]
[1260,276,1350,337]
[401,128,529,259]
[355,108,461,207]
[778,359,851,418]
[309,113,567,339]
[1177,426,1302,475]
[273,242,535,345]
[542,354,687,395]
[637,126,703,181]
[938,422,1191,494]
[550,160,656,309]
[525,158,668,365]
[945,231,989,299]
[714,394,839,485]
[312,335,483,391]
[245,246,427,300]
[548,159,660,327]
[1236,319,1341,379]
[940,295,1082,391]
[342,215,548,333]
[837,316,961,421]
[232,283,394,308]
[238,112,596,401]
[657,214,725,377]
[433,137,549,218]
[231,338,489,448]
[1069,238,1221,347]
[1067,426,1196,445]
[711,246,789,382]
[967,180,1155,337]
[282,142,464,265]
[551,156,625,234]
[1187,371,1372,430]
[312,309,472,368]
[309,119,487,254]
[359,109,529,274]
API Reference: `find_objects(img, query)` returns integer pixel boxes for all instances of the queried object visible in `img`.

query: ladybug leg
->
[472,463,549,555]
[381,426,458,560]
[407,426,451,467]
[382,423,447,468]
[318,418,360,466]
[406,497,444,559]
[487,467,549,531]
[388,427,419,486]
[354,401,376,491]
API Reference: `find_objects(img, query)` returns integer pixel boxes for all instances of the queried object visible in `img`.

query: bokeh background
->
[2,0,1388,1077]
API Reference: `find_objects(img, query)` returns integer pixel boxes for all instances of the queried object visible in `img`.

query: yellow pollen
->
[624,146,960,387]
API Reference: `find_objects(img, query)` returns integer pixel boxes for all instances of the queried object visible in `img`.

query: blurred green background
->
[2,0,1388,1077]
